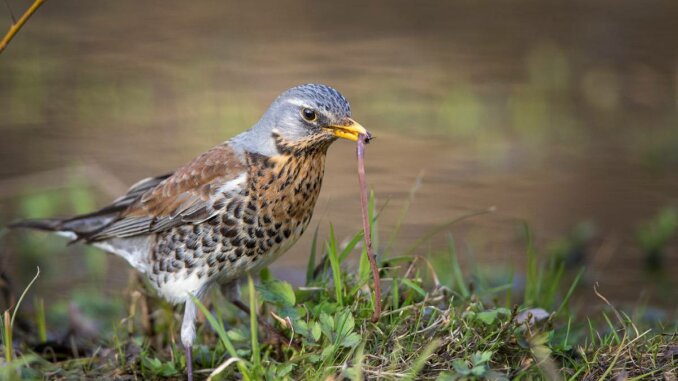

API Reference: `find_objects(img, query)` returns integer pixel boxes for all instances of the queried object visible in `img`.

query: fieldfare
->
[12,83,371,380]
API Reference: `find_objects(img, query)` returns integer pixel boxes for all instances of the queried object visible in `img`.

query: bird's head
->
[238,84,370,155]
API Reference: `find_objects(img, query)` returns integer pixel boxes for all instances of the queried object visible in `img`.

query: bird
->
[11,83,371,381]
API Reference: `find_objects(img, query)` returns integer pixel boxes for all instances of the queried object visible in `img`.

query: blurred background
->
[0,0,676,324]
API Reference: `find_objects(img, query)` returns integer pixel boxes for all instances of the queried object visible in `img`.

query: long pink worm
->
[356,132,381,322]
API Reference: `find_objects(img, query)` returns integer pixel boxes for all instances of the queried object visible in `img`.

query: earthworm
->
[356,132,381,322]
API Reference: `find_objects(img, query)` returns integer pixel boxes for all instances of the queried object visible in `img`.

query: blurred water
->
[0,0,677,310]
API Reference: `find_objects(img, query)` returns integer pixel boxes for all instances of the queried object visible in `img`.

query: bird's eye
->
[301,108,317,122]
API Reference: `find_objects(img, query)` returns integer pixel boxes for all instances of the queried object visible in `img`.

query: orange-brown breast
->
[247,149,326,226]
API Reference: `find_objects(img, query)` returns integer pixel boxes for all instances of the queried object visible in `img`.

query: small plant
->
[437,351,508,381]
[636,207,677,270]
[547,220,597,267]
[0,268,41,381]
[141,356,180,378]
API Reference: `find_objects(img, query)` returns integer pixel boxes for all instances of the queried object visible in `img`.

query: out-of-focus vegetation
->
[10,176,107,285]
[636,207,678,270]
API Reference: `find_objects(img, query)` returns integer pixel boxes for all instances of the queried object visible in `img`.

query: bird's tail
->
[9,218,77,240]
[9,218,64,231]
[9,213,117,241]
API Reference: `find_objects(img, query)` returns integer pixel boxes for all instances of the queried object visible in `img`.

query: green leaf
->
[435,373,459,381]
[321,345,335,360]
[341,332,361,348]
[259,267,272,282]
[476,311,497,324]
[401,279,427,297]
[293,319,309,338]
[452,359,470,375]
[334,309,355,339]
[226,329,248,342]
[471,351,493,365]
[143,357,178,377]
[256,280,295,307]
[276,363,296,377]
[476,309,509,325]
[530,331,551,347]
[319,312,334,339]
[311,321,322,341]
[470,365,487,376]
[485,370,510,381]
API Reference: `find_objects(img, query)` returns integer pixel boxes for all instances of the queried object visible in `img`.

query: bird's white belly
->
[155,270,207,304]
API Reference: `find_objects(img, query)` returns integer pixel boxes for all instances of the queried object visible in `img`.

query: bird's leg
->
[181,299,197,381]
[185,346,193,381]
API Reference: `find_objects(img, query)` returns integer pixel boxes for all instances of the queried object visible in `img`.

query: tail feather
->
[9,216,152,273]
[8,218,64,232]
[8,173,170,242]
[9,214,117,240]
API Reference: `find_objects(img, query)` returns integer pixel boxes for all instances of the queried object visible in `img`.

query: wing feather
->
[84,143,247,242]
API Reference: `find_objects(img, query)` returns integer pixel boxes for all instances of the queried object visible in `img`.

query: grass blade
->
[34,297,47,342]
[327,225,344,306]
[306,224,320,285]
[248,275,260,371]
[338,230,364,264]
[10,266,40,329]
[403,339,441,381]
[190,295,251,379]
[555,268,584,315]
[447,234,469,298]
[3,311,12,362]
[524,225,539,305]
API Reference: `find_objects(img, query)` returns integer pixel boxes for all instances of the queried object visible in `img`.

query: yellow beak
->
[325,118,369,142]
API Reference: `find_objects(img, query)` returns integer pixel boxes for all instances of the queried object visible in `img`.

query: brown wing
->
[84,143,247,241]
[34,174,172,236]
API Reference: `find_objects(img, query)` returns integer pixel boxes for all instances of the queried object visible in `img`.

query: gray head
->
[233,84,368,156]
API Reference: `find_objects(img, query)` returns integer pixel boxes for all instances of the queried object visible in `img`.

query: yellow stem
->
[0,0,48,54]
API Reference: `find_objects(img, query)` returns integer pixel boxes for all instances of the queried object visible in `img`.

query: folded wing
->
[81,143,247,241]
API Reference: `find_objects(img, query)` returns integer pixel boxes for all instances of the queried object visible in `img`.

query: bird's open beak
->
[325,118,371,142]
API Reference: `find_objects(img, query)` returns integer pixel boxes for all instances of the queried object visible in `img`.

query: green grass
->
[1,194,676,379]
[1,226,676,380]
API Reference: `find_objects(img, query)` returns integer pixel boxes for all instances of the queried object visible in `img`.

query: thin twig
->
[0,0,47,54]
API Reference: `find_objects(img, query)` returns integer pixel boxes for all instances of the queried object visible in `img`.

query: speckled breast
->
[148,147,327,296]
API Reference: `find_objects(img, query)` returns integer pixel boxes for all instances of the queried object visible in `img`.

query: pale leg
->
[181,299,197,381]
